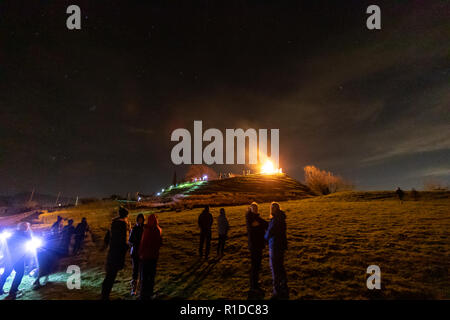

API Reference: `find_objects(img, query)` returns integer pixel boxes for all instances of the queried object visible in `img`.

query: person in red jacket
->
[138,214,162,300]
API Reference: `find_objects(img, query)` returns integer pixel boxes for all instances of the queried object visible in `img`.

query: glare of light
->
[25,237,43,252]
[260,160,277,174]
[203,175,208,180]
[156,192,161,196]
[0,230,12,241]
[137,196,142,201]
[161,189,165,192]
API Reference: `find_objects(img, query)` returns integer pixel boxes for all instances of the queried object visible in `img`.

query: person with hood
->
[101,207,129,300]
[217,208,229,256]
[265,202,289,299]
[60,219,75,256]
[139,214,162,300]
[198,205,213,259]
[0,222,32,299]
[246,202,268,294]
[73,217,89,255]
[128,213,144,296]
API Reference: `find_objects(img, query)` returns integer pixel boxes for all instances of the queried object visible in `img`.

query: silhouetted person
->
[73,217,89,255]
[411,188,419,201]
[128,213,144,296]
[396,187,405,203]
[0,222,32,299]
[50,216,63,236]
[198,206,213,259]
[60,219,75,256]
[139,214,162,300]
[101,207,129,300]
[217,208,229,256]
[246,202,268,295]
[33,230,59,290]
[265,202,289,299]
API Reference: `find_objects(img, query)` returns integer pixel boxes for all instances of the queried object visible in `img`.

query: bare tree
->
[304,165,353,195]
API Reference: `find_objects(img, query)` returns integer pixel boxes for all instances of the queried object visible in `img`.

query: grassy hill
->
[150,174,315,208]
[2,191,449,300]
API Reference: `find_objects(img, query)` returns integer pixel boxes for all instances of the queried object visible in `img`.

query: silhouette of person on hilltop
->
[396,187,405,203]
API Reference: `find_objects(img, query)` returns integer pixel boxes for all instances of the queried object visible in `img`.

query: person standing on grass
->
[101,207,129,300]
[217,208,229,256]
[50,215,63,236]
[32,230,58,290]
[396,187,405,203]
[265,202,289,299]
[198,205,213,259]
[0,222,32,299]
[139,214,162,300]
[411,188,419,201]
[60,219,75,256]
[73,217,89,255]
[128,213,144,296]
[246,202,268,294]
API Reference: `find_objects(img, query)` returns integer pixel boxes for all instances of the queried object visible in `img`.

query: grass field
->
[2,191,449,300]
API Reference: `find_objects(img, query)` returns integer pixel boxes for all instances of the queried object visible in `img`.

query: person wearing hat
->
[101,207,130,300]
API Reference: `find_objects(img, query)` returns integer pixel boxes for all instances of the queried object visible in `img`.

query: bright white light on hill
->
[25,237,43,252]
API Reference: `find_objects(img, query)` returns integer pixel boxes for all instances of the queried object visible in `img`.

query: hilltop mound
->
[150,174,315,207]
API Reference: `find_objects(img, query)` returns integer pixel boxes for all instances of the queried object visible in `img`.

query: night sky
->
[0,0,449,197]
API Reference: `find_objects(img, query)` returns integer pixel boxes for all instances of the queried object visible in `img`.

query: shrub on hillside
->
[303,165,353,195]
[423,179,449,191]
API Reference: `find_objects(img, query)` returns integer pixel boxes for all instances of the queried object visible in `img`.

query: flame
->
[261,160,279,174]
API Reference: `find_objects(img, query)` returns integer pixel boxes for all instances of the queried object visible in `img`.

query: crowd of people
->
[101,201,289,300]
[2,185,417,300]
[1,201,288,300]
[101,208,163,300]
[0,216,90,299]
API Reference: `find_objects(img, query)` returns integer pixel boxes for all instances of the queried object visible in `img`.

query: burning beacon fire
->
[260,160,282,174]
